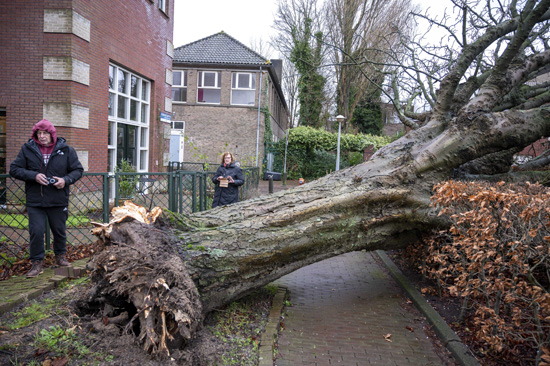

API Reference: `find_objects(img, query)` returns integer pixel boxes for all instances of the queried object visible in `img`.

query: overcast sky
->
[173,0,453,59]
[173,0,279,58]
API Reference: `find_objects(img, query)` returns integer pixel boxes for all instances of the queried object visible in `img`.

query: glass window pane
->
[232,90,255,105]
[117,96,127,118]
[140,150,147,170]
[172,88,179,101]
[128,125,136,147]
[109,65,115,90]
[198,72,202,87]
[232,73,236,88]
[108,121,114,145]
[117,125,124,146]
[251,74,256,89]
[141,104,148,123]
[118,70,127,93]
[131,75,138,97]
[173,71,182,86]
[108,93,115,116]
[172,87,187,102]
[183,70,187,86]
[130,100,138,121]
[203,72,215,87]
[142,81,149,101]
[238,74,249,88]
[140,127,147,147]
[199,88,221,103]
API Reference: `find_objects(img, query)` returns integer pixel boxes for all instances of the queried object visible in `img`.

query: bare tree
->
[325,0,417,131]
[80,0,550,359]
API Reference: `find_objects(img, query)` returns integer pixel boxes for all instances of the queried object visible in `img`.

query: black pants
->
[27,206,68,261]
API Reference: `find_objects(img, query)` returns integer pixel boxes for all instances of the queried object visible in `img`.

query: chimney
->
[270,59,283,81]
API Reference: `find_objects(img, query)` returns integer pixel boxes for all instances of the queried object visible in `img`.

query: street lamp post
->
[335,115,345,171]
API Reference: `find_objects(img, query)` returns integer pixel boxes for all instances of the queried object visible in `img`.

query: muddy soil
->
[0,275,271,366]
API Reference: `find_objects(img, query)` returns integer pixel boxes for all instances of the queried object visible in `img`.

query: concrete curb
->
[259,286,286,366]
[375,250,480,366]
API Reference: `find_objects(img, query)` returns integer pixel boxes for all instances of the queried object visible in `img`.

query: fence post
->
[168,172,178,212]
[103,173,110,223]
[191,173,197,213]
[114,173,120,206]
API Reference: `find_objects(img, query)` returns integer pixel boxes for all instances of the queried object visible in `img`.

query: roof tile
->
[174,31,268,65]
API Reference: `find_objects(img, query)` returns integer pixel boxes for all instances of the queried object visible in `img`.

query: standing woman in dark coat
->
[211,152,244,208]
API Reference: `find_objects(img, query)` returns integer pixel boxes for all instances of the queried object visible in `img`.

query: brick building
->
[0,0,175,174]
[171,32,290,167]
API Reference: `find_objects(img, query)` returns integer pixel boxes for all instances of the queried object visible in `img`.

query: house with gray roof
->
[170,32,289,168]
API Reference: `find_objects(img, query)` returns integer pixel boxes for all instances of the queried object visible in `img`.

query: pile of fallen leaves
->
[401,180,550,366]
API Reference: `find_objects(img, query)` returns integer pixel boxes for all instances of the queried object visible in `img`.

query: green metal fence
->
[0,164,259,263]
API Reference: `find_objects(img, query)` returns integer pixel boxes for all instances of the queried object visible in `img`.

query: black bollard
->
[268,175,274,194]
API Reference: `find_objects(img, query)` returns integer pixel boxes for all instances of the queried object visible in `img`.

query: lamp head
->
[336,115,345,123]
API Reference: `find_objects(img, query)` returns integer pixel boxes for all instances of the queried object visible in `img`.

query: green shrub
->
[116,159,138,199]
[272,126,393,180]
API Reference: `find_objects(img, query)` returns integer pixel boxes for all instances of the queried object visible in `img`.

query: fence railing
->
[0,164,259,263]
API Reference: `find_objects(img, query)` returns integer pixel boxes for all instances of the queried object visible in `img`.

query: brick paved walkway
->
[273,251,450,366]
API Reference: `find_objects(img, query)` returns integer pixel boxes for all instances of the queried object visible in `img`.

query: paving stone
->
[273,251,452,366]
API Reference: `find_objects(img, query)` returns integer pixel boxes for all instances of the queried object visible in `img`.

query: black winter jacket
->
[211,163,244,208]
[10,137,84,207]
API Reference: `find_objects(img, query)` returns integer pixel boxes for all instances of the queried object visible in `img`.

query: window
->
[108,63,150,172]
[197,71,221,104]
[159,0,166,13]
[172,70,187,103]
[231,72,256,105]
[171,121,184,130]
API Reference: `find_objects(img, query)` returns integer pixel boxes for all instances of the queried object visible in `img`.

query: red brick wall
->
[0,0,174,172]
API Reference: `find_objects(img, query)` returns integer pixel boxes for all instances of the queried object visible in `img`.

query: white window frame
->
[172,70,187,103]
[197,71,221,104]
[108,63,150,173]
[231,72,256,106]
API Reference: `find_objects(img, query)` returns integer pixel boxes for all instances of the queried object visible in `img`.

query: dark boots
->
[26,260,43,278]
[55,255,71,267]
[26,256,70,279]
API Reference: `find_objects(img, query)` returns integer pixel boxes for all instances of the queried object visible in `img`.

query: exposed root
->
[79,202,203,359]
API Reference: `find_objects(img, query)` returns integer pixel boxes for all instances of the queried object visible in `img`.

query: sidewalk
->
[269,251,452,366]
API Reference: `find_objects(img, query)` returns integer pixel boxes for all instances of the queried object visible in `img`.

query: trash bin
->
[263,171,282,181]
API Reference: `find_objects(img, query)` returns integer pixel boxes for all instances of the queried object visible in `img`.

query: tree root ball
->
[77,220,203,359]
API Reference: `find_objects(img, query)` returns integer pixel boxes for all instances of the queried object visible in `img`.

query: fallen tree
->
[77,0,550,359]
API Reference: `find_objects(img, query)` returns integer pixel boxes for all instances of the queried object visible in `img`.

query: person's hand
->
[217,176,224,181]
[227,176,234,183]
[35,173,48,185]
[52,176,65,189]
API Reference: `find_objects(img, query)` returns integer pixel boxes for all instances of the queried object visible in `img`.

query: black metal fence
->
[0,164,259,263]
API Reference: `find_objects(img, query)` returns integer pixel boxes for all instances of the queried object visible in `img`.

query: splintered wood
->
[90,201,163,241]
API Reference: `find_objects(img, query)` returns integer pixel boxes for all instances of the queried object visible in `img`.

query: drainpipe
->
[255,67,263,166]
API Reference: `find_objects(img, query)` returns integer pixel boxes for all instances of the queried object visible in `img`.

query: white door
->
[169,125,185,162]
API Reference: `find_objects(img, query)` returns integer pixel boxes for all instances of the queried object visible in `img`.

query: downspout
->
[255,67,263,166]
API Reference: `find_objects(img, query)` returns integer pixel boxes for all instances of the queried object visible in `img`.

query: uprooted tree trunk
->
[77,1,550,359]
[79,103,549,358]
